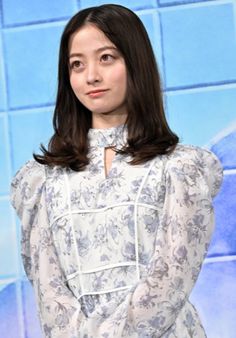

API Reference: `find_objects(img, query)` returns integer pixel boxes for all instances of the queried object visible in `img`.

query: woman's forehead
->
[69,24,115,54]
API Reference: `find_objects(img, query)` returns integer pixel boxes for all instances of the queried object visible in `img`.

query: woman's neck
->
[91,112,127,129]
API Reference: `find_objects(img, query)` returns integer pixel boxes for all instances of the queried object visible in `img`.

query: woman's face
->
[68,24,127,126]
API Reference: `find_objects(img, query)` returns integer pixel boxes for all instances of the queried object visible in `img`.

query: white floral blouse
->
[11,125,223,338]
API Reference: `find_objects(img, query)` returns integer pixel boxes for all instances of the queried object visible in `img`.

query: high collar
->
[88,124,127,148]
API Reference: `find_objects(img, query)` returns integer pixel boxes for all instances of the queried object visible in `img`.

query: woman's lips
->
[87,89,109,98]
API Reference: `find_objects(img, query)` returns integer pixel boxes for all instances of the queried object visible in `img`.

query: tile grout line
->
[204,255,236,264]
[223,169,236,175]
[0,0,3,27]
[2,16,71,30]
[0,25,7,112]
[158,9,168,87]
[159,0,233,10]
[165,80,236,93]
[8,104,55,115]
[76,0,81,10]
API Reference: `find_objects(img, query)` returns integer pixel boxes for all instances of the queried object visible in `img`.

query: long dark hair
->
[34,4,178,171]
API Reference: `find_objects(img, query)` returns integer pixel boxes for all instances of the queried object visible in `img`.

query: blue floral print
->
[11,125,223,337]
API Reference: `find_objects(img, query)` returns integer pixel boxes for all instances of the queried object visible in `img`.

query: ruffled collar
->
[88,124,127,148]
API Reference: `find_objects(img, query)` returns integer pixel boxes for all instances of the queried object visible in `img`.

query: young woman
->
[11,4,223,338]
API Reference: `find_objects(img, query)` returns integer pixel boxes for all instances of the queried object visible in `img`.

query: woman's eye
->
[70,60,82,70]
[101,54,114,62]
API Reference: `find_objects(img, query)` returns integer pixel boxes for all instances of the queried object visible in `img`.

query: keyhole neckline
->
[88,124,126,149]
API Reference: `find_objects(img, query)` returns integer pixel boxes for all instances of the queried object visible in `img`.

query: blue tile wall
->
[138,10,164,75]
[211,130,236,170]
[0,5,2,28]
[191,260,236,338]
[207,173,236,257]
[0,282,23,338]
[9,109,53,172]
[159,0,207,5]
[0,36,7,111]
[4,24,64,109]
[0,115,10,195]
[80,0,157,10]
[0,1,236,337]
[2,0,77,26]
[0,199,19,278]
[160,2,236,88]
[166,87,236,145]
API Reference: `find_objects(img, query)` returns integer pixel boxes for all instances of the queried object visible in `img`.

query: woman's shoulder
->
[11,159,46,189]
[12,158,64,186]
[11,159,67,213]
[11,159,47,215]
[18,158,45,174]
[164,144,222,171]
[167,144,219,163]
[162,144,223,198]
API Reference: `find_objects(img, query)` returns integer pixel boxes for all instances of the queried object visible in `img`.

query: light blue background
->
[0,0,236,337]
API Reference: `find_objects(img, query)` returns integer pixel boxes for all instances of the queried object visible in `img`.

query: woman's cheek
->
[70,75,77,92]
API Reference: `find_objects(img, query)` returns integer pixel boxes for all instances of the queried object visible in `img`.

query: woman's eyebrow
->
[69,46,117,58]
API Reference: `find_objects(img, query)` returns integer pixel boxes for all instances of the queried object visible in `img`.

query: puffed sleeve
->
[11,160,85,338]
[97,147,223,337]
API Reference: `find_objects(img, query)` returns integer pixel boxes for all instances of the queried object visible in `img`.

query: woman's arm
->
[11,160,85,338]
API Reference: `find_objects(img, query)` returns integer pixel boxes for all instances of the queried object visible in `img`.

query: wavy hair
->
[34,4,178,170]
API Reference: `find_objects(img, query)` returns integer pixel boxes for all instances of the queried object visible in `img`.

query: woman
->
[11,4,223,338]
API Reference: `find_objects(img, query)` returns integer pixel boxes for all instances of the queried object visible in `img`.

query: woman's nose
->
[86,63,102,84]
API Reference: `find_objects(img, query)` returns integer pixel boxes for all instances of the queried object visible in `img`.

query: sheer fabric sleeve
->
[97,148,223,337]
[11,160,85,338]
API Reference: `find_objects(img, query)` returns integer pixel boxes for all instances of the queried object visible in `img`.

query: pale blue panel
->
[161,3,236,87]
[2,0,77,26]
[0,199,19,277]
[0,37,7,111]
[4,24,64,109]
[0,69,6,111]
[166,87,236,145]
[0,115,10,195]
[191,261,236,338]
[10,109,53,173]
[0,281,23,338]
[0,280,42,338]
[159,0,205,5]
[207,174,236,257]
[138,10,164,77]
[80,0,157,10]
[211,131,236,170]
